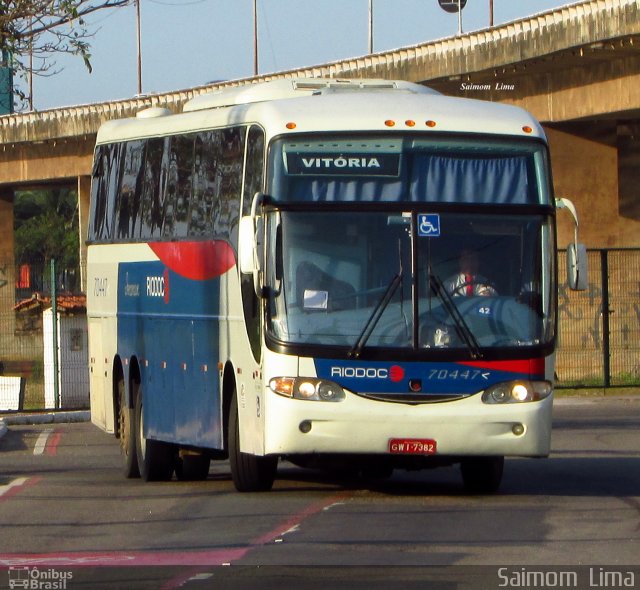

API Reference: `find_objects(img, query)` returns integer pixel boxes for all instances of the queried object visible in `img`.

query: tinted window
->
[89,126,249,243]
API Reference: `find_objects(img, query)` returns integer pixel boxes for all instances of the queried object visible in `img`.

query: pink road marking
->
[0,487,354,590]
[0,477,41,502]
[45,431,62,456]
[161,490,354,589]
[250,491,352,546]
[0,548,249,568]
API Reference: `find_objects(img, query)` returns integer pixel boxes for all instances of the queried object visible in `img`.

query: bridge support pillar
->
[77,175,91,293]
[0,189,16,361]
[0,188,13,261]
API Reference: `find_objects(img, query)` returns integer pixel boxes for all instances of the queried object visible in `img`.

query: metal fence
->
[556,248,640,388]
[0,249,638,412]
[0,259,87,412]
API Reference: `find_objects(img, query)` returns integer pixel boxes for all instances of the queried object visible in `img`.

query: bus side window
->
[173,134,195,238]
[243,126,265,216]
[241,125,265,363]
[89,142,125,242]
[218,127,245,238]
[188,134,210,237]
[139,138,165,239]
[116,140,145,239]
[89,145,108,241]
[107,143,125,241]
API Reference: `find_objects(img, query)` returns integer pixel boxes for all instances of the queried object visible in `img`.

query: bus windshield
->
[266,210,555,355]
[265,135,555,356]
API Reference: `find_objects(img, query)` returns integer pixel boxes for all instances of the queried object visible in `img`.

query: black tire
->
[228,390,277,492]
[175,455,211,481]
[117,375,139,479]
[135,386,175,482]
[460,456,504,494]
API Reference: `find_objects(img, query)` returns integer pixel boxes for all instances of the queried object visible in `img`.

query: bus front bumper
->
[264,389,553,458]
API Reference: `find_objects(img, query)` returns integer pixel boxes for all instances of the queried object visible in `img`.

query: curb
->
[0,411,90,440]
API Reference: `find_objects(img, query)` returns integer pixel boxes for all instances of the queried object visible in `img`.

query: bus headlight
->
[481,380,552,404]
[270,377,346,402]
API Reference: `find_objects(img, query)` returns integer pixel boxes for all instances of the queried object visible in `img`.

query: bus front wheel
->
[228,391,277,492]
[460,456,504,494]
[135,388,175,482]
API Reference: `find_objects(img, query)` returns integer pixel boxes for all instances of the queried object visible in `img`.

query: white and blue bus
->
[87,78,584,493]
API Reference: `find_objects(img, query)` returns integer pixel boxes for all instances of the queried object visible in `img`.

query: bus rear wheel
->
[117,375,139,479]
[460,456,504,494]
[135,388,175,482]
[175,454,211,481]
[228,390,277,492]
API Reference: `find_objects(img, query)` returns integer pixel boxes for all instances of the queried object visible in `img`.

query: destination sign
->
[286,152,401,176]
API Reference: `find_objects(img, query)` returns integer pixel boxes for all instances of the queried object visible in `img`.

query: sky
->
[30,0,580,111]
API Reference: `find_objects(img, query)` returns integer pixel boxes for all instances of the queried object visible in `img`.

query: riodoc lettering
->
[146,276,165,298]
[331,367,389,379]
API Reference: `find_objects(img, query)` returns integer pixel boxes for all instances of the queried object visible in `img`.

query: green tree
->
[14,187,79,271]
[0,0,130,107]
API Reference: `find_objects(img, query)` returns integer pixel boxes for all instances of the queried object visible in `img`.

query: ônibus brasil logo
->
[8,566,73,590]
[330,365,405,382]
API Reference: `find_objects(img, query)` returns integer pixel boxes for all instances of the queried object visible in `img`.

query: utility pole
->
[368,0,373,54]
[136,0,142,94]
[29,19,33,110]
[253,0,258,76]
[489,0,494,27]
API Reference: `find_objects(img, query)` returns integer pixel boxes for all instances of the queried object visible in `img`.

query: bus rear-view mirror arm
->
[239,192,267,296]
[556,197,588,291]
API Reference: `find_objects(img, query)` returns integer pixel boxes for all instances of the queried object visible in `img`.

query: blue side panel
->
[117,261,223,449]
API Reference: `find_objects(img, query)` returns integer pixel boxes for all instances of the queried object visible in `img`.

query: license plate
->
[388,438,437,455]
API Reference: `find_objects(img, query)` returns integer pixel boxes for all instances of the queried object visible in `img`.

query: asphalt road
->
[0,396,639,590]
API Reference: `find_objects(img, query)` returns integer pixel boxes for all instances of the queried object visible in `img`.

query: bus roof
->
[95,78,546,145]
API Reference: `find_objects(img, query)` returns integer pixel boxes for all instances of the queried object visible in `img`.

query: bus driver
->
[445,248,497,297]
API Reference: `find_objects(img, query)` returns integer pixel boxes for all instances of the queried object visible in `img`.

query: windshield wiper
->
[348,271,402,359]
[429,272,482,359]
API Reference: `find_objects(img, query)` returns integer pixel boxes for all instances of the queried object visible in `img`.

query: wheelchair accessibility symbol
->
[417,214,440,237]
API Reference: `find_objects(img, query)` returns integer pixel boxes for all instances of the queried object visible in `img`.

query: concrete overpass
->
[0,0,638,276]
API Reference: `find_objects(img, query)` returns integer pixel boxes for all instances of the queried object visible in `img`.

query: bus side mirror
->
[239,214,264,297]
[556,197,588,291]
[567,242,588,291]
[239,216,257,274]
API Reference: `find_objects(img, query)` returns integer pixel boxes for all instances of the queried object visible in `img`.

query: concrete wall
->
[0,137,94,184]
[548,126,640,249]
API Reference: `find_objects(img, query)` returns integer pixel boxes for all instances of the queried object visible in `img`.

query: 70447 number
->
[427,369,489,381]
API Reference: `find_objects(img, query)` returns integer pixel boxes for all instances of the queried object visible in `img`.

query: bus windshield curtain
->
[409,154,530,204]
[287,154,531,204]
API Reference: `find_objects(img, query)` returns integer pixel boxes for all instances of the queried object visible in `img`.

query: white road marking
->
[33,428,53,456]
[0,477,29,498]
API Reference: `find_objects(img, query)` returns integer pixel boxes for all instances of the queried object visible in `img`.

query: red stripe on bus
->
[457,358,545,375]
[149,241,236,281]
